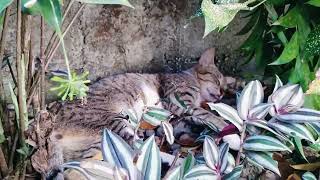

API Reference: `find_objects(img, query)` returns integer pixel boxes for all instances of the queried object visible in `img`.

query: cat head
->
[194,48,226,102]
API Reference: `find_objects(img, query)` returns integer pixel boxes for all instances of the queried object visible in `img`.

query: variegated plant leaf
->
[142,107,171,126]
[145,107,172,120]
[101,130,137,179]
[203,136,219,170]
[218,143,229,173]
[201,0,252,37]
[268,121,315,143]
[310,122,320,134]
[181,153,195,176]
[237,80,264,120]
[75,0,134,8]
[223,165,243,180]
[246,151,280,175]
[248,103,273,120]
[302,171,317,180]
[162,121,175,145]
[164,166,182,180]
[208,103,243,131]
[224,153,235,174]
[169,93,188,110]
[222,134,241,150]
[292,135,308,162]
[79,160,129,179]
[269,84,304,116]
[276,108,320,123]
[122,109,140,128]
[246,120,291,143]
[273,75,283,93]
[243,135,291,152]
[136,135,161,180]
[183,164,218,180]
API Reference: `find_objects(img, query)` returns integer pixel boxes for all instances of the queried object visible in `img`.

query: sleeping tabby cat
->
[28,48,243,177]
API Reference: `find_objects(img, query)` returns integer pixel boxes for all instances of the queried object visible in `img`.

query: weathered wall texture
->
[2,0,248,95]
[48,0,248,80]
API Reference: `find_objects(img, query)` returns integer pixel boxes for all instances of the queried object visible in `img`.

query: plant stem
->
[0,6,11,100]
[40,17,46,110]
[0,145,9,177]
[236,123,247,165]
[44,0,74,57]
[27,4,85,105]
[45,4,85,71]
[16,0,27,145]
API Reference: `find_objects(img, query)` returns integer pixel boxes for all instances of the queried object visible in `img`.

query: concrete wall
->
[49,0,248,79]
[2,0,248,100]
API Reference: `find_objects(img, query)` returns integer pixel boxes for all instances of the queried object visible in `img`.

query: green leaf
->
[292,135,308,162]
[75,0,134,8]
[305,25,320,57]
[302,172,317,180]
[201,0,250,37]
[38,0,62,33]
[269,32,299,65]
[236,10,260,35]
[306,0,320,7]
[181,154,195,176]
[136,135,161,180]
[240,12,266,52]
[273,6,302,28]
[0,0,12,14]
[243,135,291,152]
[22,0,41,14]
[223,165,243,180]
[246,151,280,175]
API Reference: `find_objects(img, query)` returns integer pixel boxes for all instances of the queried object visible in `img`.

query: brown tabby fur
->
[27,48,243,177]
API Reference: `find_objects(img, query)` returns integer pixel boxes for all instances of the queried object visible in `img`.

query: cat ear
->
[198,48,216,66]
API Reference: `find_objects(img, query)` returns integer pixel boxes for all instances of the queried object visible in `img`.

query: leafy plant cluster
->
[59,76,320,179]
[193,0,320,109]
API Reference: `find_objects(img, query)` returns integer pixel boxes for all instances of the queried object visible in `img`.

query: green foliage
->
[307,0,320,7]
[50,71,90,101]
[201,0,252,37]
[196,0,320,97]
[0,0,13,14]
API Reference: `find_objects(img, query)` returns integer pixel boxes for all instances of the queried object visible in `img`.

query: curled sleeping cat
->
[28,48,244,176]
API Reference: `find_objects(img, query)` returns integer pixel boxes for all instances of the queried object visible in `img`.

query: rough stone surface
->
[49,0,248,78]
[2,0,249,101]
